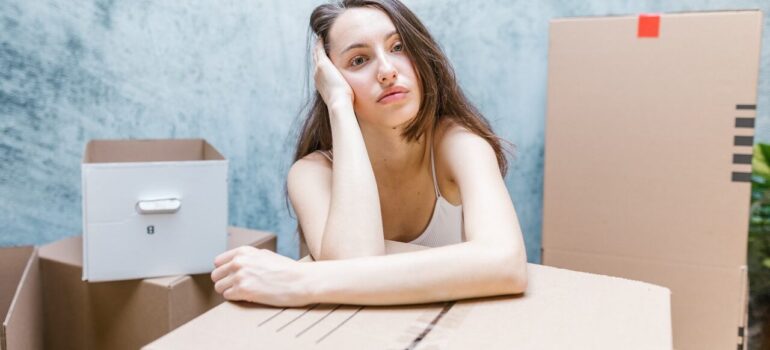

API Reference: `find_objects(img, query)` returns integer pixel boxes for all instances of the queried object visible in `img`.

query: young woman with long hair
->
[211,0,527,307]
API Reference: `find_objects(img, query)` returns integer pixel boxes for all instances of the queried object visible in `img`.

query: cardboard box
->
[82,139,228,281]
[143,261,672,350]
[542,10,762,350]
[0,246,42,350]
[39,226,275,350]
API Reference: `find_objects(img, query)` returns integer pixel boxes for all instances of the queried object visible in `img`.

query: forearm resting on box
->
[320,103,385,260]
[302,240,527,305]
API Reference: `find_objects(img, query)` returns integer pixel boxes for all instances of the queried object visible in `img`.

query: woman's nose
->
[377,59,398,84]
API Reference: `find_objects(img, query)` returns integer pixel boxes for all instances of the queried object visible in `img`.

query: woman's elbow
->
[317,243,385,261]
[494,248,528,294]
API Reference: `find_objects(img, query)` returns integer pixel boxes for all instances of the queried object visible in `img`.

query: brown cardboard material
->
[143,244,672,350]
[542,10,762,350]
[39,226,275,350]
[84,139,224,163]
[0,246,42,350]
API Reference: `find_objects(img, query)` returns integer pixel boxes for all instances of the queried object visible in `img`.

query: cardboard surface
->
[0,246,42,350]
[39,226,275,350]
[542,10,762,350]
[81,139,229,281]
[143,263,672,350]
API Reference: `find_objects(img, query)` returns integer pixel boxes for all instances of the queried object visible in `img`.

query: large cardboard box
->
[542,10,762,350]
[143,243,672,349]
[39,226,275,350]
[0,246,42,350]
[82,139,228,281]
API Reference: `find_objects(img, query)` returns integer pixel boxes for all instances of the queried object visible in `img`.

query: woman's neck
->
[359,123,430,180]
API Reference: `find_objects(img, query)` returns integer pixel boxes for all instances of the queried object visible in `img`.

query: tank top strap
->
[430,144,441,198]
[319,149,333,162]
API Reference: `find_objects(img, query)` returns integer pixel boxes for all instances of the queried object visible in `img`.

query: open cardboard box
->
[143,242,672,349]
[0,246,42,350]
[542,10,762,350]
[39,226,275,350]
[82,139,229,282]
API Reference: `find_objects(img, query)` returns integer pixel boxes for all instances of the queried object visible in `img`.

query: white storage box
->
[81,139,228,282]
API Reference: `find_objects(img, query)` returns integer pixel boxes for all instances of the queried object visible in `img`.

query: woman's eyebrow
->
[339,30,399,56]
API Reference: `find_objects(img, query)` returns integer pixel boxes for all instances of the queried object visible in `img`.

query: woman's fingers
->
[315,37,329,64]
[211,262,230,282]
[214,273,235,294]
[214,246,257,268]
[214,248,238,267]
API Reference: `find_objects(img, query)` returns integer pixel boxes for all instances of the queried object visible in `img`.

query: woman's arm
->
[323,102,385,259]
[298,38,384,260]
[214,126,528,306]
[304,240,526,305]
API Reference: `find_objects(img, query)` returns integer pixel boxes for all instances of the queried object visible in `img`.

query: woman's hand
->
[211,246,313,307]
[313,37,354,110]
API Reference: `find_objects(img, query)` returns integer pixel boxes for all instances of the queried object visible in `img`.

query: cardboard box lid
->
[1,246,43,350]
[143,263,672,350]
[542,10,762,267]
[83,139,225,164]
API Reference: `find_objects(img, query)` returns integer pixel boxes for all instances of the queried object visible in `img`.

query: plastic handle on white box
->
[136,198,182,215]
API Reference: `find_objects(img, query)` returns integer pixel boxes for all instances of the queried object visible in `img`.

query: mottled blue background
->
[1,0,768,261]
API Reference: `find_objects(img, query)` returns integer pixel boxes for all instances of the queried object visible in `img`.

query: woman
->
[211,0,527,307]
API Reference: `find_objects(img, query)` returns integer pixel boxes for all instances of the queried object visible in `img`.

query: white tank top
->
[318,145,464,247]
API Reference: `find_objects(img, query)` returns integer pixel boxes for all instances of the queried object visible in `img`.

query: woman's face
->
[327,7,422,130]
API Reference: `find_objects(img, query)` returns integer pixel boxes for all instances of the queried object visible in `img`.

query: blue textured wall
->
[1,0,768,262]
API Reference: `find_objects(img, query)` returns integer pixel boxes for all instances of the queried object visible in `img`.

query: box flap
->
[38,236,82,267]
[0,246,34,323]
[1,246,43,350]
[226,226,276,251]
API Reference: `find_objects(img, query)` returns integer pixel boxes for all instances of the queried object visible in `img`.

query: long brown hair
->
[292,0,513,174]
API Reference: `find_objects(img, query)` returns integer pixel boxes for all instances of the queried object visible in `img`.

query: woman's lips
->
[378,91,408,104]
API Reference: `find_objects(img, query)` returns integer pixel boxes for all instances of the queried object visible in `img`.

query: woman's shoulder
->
[434,117,486,152]
[289,150,332,179]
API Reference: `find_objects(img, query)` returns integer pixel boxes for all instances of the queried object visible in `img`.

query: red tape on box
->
[637,14,660,38]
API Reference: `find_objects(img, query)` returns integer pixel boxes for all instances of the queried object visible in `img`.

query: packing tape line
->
[315,305,365,344]
[735,117,755,128]
[276,304,319,332]
[403,301,455,350]
[295,304,342,338]
[258,307,287,327]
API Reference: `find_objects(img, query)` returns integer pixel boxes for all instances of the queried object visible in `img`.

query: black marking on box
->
[732,172,751,183]
[734,136,753,146]
[296,305,341,338]
[735,117,755,128]
[404,301,455,350]
[733,154,752,164]
[258,307,287,327]
[315,306,364,344]
[276,304,318,332]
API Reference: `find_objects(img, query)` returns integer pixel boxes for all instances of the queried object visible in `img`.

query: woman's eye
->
[350,56,367,67]
[393,42,404,52]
